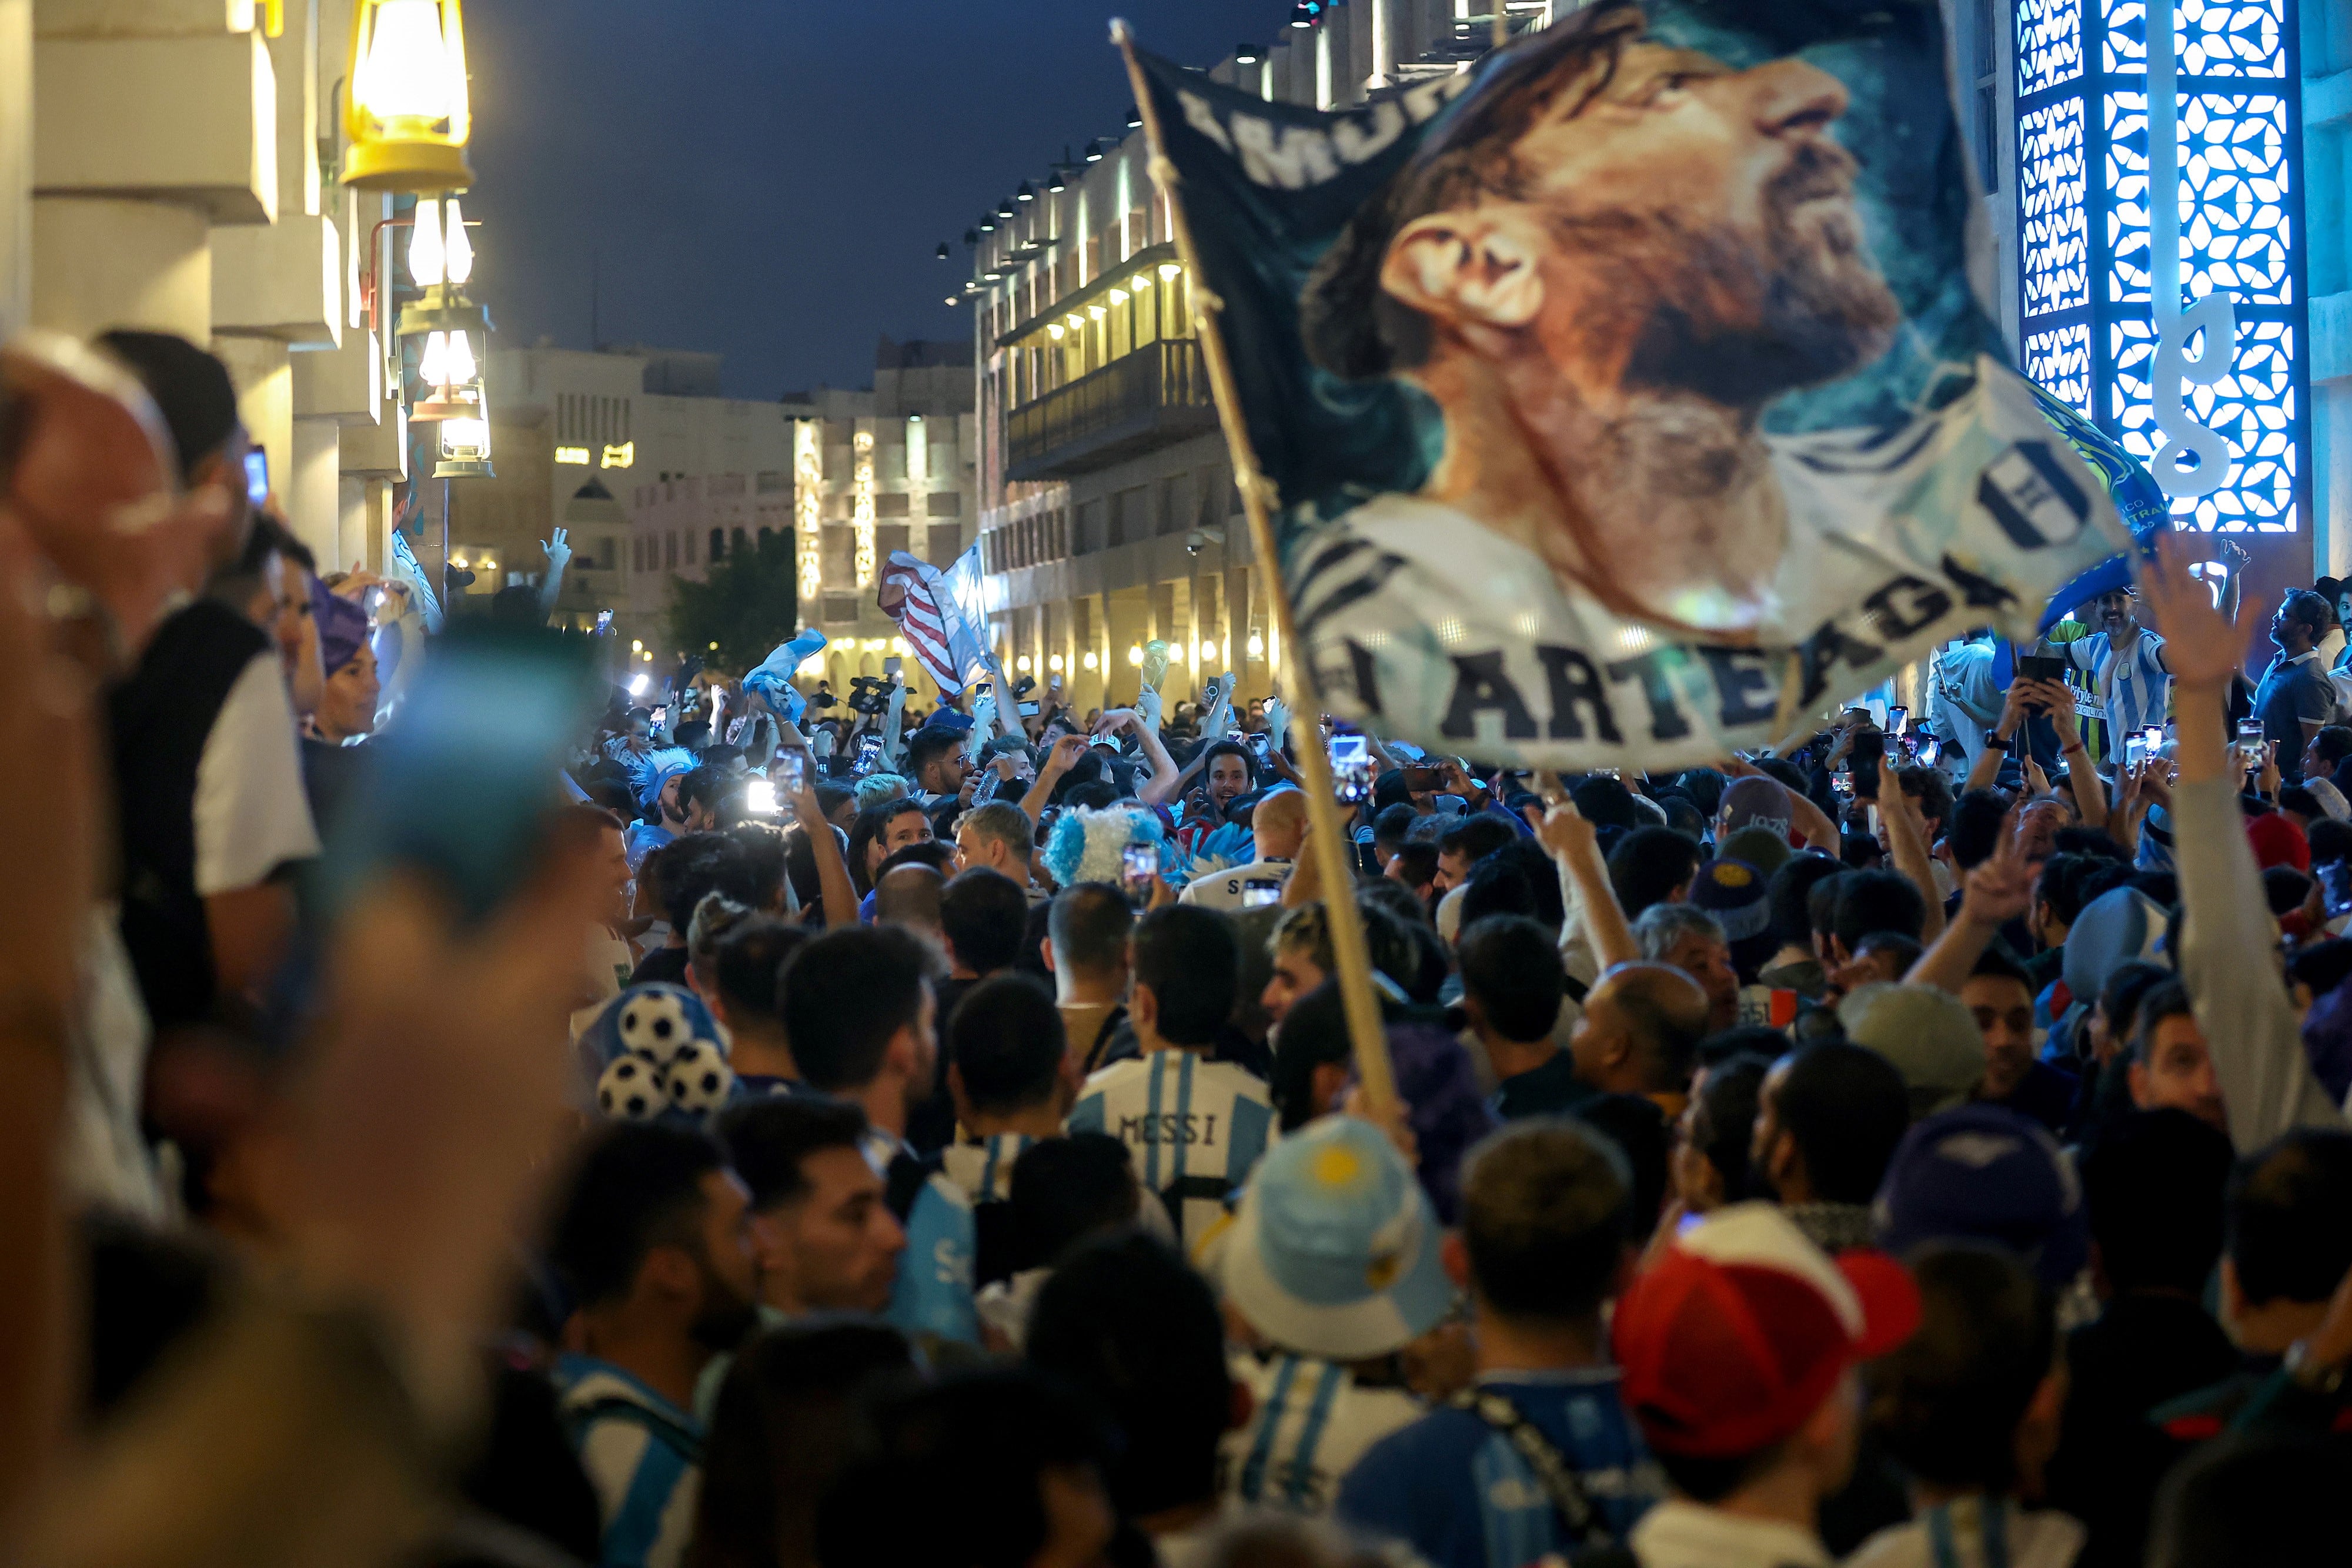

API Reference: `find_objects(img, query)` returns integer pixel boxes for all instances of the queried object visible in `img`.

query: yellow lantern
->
[343,0,474,192]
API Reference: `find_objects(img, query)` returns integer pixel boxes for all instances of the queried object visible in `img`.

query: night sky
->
[464,0,1276,400]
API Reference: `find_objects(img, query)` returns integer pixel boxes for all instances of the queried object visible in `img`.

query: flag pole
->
[1112,22,1398,1112]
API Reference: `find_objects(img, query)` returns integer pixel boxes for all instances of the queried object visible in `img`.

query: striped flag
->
[877,548,992,694]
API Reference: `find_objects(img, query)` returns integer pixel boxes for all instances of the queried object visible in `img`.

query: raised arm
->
[1905,807,2029,993]
[1966,682,2033,795]
[1539,803,1638,970]
[2143,536,2343,1143]
[2040,679,2110,831]
[780,724,858,928]
[1876,755,1946,944]
[1021,733,1090,822]
[533,527,571,625]
[1134,714,1198,807]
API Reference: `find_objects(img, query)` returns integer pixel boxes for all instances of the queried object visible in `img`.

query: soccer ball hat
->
[1217,1115,1454,1362]
[579,984,734,1125]
[1611,1202,1919,1459]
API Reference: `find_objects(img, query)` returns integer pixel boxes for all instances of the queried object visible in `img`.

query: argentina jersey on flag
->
[1066,1049,1275,1245]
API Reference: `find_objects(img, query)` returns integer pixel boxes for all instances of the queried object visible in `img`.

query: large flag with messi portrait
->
[1125,0,2153,768]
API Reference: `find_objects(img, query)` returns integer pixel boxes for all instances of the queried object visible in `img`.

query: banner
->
[1130,0,2137,767]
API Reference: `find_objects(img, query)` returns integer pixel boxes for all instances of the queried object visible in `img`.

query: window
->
[731,527,749,557]
[757,526,774,549]
[633,536,645,572]
[684,531,696,566]
[664,532,678,569]
[876,523,910,563]
[928,524,963,566]
[930,491,962,517]
[710,527,726,561]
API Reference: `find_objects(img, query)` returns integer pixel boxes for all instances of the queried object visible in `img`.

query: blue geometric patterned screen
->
[2014,0,2307,533]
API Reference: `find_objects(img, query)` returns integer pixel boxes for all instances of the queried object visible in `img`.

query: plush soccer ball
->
[597,1054,668,1121]
[615,991,696,1064]
[664,1038,734,1116]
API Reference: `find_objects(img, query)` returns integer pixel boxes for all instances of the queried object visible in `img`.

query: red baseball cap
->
[1610,1203,1920,1459]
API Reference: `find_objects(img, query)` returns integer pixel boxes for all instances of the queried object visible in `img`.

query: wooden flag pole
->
[1112,22,1398,1112]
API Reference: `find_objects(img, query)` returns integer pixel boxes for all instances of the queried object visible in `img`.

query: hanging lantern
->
[342,0,474,192]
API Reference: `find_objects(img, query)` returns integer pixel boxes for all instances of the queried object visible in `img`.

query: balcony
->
[1006,339,1218,481]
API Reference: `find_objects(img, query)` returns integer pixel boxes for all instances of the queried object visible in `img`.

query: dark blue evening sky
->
[464,0,1275,399]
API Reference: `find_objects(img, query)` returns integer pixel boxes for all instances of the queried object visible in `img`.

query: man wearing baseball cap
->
[1611,1203,1921,1568]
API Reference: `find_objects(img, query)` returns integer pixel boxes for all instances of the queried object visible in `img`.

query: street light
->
[342,0,474,192]
[1236,43,1261,63]
[1124,103,1142,129]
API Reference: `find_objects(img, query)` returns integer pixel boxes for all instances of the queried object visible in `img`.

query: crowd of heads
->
[11,326,2352,1568]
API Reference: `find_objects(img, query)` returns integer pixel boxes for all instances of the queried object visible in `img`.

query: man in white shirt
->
[1181,788,1307,910]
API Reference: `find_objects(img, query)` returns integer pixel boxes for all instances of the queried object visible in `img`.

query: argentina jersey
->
[1222,1353,1424,1517]
[941,1132,1037,1203]
[1065,1049,1275,1245]
[863,1128,981,1349]
[554,1354,704,1568]
[1335,1368,1663,1568]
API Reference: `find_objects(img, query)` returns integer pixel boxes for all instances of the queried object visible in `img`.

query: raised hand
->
[1536,801,1599,866]
[1959,808,2034,928]
[1263,696,1291,751]
[540,526,572,569]
[2142,532,2265,691]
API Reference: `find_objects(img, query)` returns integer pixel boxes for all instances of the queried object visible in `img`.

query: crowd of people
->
[6,328,2352,1568]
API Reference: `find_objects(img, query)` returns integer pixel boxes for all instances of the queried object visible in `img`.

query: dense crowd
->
[6,331,2352,1568]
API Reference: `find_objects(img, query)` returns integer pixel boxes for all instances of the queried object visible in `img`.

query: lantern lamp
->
[342,0,475,193]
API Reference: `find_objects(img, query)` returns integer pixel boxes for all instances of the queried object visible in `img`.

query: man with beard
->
[1291,6,2101,740]
[547,1122,759,1568]
[2060,587,2170,754]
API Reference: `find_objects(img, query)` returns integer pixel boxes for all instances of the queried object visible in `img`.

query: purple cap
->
[1872,1105,2089,1287]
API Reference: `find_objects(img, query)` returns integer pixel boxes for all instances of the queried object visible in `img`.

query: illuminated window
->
[554,444,590,465]
[2013,0,2303,533]
[601,441,634,469]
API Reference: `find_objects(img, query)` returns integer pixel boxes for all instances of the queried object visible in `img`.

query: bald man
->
[873,863,946,945]
[1565,962,1709,1112]
[1180,788,1310,911]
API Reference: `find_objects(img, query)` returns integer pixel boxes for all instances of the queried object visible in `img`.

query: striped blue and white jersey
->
[860,1127,981,1349]
[1222,1353,1424,1517]
[1335,1368,1663,1568]
[1065,1049,1276,1245]
[2066,628,2170,740]
[554,1355,704,1568]
[941,1131,1037,1204]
